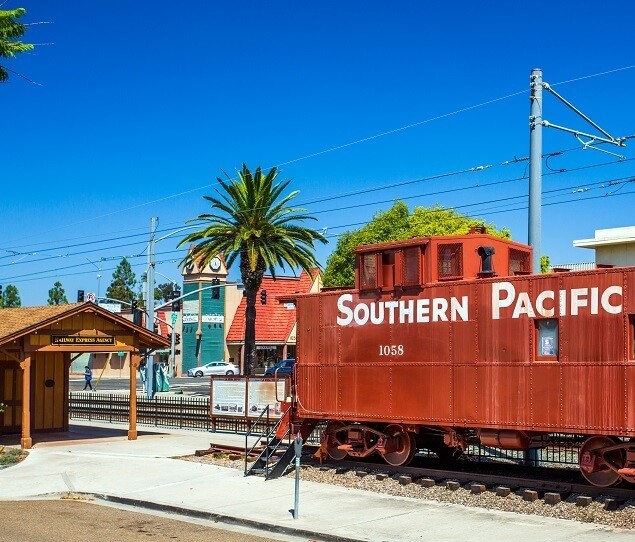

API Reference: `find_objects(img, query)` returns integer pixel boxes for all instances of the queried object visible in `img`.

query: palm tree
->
[0,7,34,82]
[179,164,327,375]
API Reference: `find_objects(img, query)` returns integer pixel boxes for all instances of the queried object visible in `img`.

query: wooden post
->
[20,356,32,449]
[128,352,139,440]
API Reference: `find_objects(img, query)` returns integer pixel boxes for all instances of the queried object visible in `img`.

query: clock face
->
[210,257,221,271]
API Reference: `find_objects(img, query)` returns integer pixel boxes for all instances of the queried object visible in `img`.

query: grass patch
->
[0,448,27,466]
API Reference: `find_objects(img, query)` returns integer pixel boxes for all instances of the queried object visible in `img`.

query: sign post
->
[293,434,303,520]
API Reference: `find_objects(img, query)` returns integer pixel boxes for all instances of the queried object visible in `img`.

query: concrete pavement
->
[0,421,633,542]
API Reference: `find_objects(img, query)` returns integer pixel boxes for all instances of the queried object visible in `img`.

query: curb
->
[57,492,367,542]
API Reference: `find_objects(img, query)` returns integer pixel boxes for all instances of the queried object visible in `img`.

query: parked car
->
[263,358,296,377]
[187,361,240,377]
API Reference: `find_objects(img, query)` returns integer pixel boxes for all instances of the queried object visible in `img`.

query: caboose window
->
[535,319,558,359]
[403,247,421,286]
[438,243,462,279]
[509,248,530,275]
[360,253,377,289]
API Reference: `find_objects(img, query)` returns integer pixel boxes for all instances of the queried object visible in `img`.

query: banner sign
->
[52,335,115,345]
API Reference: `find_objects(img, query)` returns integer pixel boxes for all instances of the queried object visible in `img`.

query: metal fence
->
[69,392,292,438]
[69,392,580,467]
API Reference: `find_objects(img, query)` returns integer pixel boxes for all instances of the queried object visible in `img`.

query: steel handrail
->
[244,405,270,475]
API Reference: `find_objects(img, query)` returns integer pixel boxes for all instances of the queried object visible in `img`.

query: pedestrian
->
[83,365,94,391]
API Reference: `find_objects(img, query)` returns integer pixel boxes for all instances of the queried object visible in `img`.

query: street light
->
[86,257,103,300]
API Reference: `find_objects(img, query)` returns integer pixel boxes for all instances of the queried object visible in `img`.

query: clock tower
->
[181,251,228,374]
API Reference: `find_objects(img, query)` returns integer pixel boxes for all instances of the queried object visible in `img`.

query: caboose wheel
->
[383,424,416,467]
[579,436,624,487]
[324,421,348,460]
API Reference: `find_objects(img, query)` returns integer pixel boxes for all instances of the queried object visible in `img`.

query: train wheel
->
[324,421,348,460]
[579,436,624,487]
[383,424,416,467]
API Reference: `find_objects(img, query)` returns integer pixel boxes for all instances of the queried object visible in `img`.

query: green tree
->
[157,282,177,303]
[179,164,327,375]
[138,272,163,304]
[105,258,137,304]
[47,281,68,305]
[323,201,511,287]
[540,255,551,274]
[0,7,34,82]
[2,284,21,307]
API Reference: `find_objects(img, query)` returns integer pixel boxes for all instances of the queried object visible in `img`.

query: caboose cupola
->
[354,231,532,291]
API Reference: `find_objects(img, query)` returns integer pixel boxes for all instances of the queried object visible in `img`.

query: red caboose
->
[291,228,635,487]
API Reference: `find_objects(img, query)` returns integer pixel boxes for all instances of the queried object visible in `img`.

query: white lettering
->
[451,296,469,321]
[590,287,598,314]
[400,300,414,324]
[432,298,449,321]
[370,302,384,324]
[336,294,354,326]
[354,303,369,325]
[417,298,430,322]
[601,285,622,314]
[559,289,567,316]
[570,288,588,316]
[535,290,555,317]
[385,301,399,324]
[492,282,515,320]
[512,292,536,318]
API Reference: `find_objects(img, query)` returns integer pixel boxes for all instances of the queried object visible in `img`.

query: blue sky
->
[2,1,634,306]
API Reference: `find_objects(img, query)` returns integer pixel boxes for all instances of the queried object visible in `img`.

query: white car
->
[187,361,240,377]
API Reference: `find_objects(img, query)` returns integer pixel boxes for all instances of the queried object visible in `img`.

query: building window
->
[536,319,558,360]
[509,248,530,275]
[403,247,421,286]
[438,243,462,279]
[360,253,377,289]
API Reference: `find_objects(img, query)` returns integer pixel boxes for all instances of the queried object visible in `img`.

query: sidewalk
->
[0,421,632,542]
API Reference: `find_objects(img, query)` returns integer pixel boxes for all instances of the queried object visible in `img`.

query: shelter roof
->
[227,269,318,343]
[0,302,170,348]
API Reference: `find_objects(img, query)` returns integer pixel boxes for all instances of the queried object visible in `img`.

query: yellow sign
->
[51,335,115,345]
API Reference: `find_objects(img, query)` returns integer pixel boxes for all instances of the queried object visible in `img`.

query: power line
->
[7,65,632,247]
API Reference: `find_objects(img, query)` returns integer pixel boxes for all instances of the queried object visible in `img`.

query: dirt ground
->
[0,499,313,542]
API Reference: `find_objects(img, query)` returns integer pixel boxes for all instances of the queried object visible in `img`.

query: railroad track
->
[301,453,635,503]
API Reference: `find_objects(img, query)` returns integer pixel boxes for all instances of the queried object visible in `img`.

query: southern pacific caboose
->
[289,227,635,487]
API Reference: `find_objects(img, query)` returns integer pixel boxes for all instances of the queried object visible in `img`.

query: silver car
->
[187,361,241,377]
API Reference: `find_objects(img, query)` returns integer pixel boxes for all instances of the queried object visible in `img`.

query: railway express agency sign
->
[51,335,115,345]
[335,282,623,326]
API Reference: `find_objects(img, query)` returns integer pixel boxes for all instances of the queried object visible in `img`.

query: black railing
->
[69,392,579,468]
[69,392,212,431]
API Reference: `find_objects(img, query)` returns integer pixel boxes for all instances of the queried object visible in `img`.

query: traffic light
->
[211,278,220,299]
[175,333,181,345]
[131,298,141,326]
[171,299,181,312]
[153,322,159,334]
[260,289,267,304]
[77,290,85,302]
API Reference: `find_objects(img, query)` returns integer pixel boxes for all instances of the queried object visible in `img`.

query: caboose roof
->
[355,232,530,254]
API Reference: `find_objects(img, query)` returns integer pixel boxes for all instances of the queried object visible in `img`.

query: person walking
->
[83,365,94,391]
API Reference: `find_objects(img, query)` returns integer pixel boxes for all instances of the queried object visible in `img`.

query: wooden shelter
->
[0,302,170,448]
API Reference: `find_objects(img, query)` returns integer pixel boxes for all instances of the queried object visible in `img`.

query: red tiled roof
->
[227,269,318,343]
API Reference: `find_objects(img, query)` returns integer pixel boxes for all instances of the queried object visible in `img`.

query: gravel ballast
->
[182,453,635,530]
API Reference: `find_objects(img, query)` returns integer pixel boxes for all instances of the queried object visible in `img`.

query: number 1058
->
[378,345,404,356]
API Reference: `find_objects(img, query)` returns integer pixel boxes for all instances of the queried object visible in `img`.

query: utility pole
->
[528,68,543,273]
[527,68,627,275]
[145,217,158,399]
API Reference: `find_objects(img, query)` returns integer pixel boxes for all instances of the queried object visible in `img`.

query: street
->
[0,500,308,542]
[69,376,212,396]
